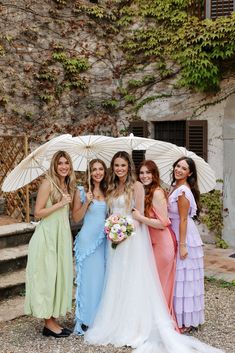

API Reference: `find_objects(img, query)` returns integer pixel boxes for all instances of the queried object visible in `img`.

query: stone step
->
[0,214,17,225]
[0,295,25,322]
[0,223,35,249]
[0,244,28,274]
[0,268,25,300]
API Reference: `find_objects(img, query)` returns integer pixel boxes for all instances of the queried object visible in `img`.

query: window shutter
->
[206,0,234,19]
[128,120,149,138]
[128,120,149,169]
[186,120,208,161]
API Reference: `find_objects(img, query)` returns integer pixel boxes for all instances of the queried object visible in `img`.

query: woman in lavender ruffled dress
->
[168,156,204,333]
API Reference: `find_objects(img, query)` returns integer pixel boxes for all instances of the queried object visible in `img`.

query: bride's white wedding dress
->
[85,186,224,353]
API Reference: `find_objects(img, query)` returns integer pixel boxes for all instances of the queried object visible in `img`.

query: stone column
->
[223,93,235,246]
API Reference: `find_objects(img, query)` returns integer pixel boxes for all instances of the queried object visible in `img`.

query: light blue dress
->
[74,186,107,334]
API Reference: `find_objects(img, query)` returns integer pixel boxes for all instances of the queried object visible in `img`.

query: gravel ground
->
[0,280,234,353]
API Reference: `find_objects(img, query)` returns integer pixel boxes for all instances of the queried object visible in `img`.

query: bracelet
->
[179,242,186,245]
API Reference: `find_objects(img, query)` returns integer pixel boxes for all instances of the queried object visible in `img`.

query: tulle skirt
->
[85,222,224,353]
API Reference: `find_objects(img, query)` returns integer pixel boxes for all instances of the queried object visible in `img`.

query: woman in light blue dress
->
[72,159,107,335]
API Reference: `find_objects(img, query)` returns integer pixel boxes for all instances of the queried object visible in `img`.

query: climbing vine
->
[1,0,235,140]
[116,0,235,91]
[200,185,228,248]
[35,49,89,103]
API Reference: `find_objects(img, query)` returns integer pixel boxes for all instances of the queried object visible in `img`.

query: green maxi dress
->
[25,199,73,319]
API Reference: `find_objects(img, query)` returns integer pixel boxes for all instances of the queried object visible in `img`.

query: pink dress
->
[148,206,178,329]
[168,185,204,328]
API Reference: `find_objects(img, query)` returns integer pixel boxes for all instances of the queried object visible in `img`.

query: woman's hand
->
[179,244,188,260]
[85,191,93,204]
[61,194,72,206]
[132,208,142,221]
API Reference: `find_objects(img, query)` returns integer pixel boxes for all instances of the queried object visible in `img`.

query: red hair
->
[137,160,162,217]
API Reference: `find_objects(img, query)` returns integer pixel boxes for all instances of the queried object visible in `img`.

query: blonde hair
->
[106,151,136,212]
[47,150,76,204]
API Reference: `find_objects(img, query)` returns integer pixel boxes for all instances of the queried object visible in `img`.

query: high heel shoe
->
[42,326,70,338]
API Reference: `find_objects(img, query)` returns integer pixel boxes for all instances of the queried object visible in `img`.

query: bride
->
[85,151,224,353]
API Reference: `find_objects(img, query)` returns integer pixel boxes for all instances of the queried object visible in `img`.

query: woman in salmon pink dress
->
[132,160,178,327]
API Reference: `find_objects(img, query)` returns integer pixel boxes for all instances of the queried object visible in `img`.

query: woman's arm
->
[132,188,165,229]
[34,179,71,219]
[72,188,93,223]
[178,193,190,260]
[133,181,145,213]
[152,188,169,227]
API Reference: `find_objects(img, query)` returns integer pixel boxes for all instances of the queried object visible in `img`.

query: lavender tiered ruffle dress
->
[168,185,204,328]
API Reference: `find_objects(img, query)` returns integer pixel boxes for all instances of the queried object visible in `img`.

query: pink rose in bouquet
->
[104,214,135,249]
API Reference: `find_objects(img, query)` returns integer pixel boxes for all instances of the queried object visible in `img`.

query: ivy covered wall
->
[0,0,235,245]
[0,0,234,145]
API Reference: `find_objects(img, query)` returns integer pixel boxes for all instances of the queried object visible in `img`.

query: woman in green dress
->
[25,150,76,338]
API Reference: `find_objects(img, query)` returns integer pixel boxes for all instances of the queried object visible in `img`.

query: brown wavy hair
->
[84,159,107,195]
[137,160,163,217]
[171,156,201,216]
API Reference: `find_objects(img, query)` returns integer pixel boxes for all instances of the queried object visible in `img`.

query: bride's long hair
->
[106,151,136,212]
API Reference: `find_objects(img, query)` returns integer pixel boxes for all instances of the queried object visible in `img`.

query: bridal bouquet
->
[104,215,135,249]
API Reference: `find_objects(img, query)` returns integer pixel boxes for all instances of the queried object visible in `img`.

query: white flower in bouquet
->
[104,214,135,249]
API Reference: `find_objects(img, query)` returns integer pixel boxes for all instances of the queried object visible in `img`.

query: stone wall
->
[0,0,235,244]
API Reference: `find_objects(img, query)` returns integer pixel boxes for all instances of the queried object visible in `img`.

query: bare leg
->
[44,317,62,334]
[51,317,63,329]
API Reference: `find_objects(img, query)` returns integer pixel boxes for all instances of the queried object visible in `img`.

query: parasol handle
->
[87,159,91,192]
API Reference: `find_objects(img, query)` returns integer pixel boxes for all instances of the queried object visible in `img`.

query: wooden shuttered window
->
[190,0,234,19]
[128,120,149,169]
[186,120,208,161]
[154,120,186,146]
[206,0,234,19]
[154,120,208,161]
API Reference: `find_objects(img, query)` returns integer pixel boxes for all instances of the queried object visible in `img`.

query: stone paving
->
[0,215,234,323]
[0,242,234,323]
[204,243,235,282]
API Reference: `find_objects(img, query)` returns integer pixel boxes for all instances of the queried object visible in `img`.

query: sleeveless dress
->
[85,194,223,353]
[168,185,204,328]
[25,198,73,318]
[148,206,178,327]
[74,186,107,334]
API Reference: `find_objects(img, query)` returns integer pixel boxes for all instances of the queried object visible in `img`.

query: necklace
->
[93,189,104,200]
[60,184,68,194]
